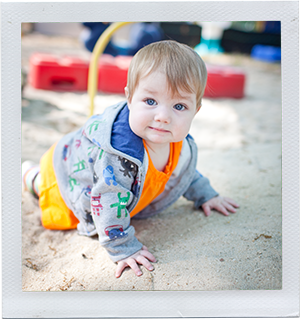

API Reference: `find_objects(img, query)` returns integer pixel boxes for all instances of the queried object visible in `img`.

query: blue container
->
[251,44,281,62]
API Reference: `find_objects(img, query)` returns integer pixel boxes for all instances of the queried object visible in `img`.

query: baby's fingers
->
[140,248,157,262]
[136,255,154,272]
[116,259,143,278]
[115,262,128,278]
[223,202,237,214]
[217,205,230,216]
[202,204,211,217]
[127,258,143,276]
[224,197,239,208]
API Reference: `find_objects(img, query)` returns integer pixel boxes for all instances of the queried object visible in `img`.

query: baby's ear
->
[124,87,130,100]
[195,104,202,114]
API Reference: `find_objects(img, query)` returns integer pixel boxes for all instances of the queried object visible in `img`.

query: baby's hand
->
[115,245,156,278]
[201,196,239,217]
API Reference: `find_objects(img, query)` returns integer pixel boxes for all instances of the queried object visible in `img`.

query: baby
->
[23,40,239,278]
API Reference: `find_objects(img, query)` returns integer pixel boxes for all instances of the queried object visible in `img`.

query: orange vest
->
[130,140,183,217]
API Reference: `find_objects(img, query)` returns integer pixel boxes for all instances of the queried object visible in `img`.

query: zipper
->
[127,153,148,213]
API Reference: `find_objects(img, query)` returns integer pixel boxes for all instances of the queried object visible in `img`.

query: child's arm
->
[183,170,239,216]
[89,148,157,277]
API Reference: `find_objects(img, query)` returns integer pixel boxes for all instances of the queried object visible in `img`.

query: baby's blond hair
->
[126,40,207,107]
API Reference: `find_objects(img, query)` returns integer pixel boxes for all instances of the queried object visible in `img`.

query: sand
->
[21,33,282,291]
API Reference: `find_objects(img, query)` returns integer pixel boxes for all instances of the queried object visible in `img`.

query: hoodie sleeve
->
[89,147,143,262]
[183,170,219,208]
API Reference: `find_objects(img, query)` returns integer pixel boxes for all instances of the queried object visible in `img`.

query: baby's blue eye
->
[174,104,185,111]
[146,99,156,106]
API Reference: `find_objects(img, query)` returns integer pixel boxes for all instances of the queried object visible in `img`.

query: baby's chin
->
[145,136,182,146]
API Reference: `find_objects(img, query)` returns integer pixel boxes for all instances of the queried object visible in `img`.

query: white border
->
[1,1,299,318]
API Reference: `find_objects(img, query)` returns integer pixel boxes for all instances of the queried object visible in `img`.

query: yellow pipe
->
[88,22,134,117]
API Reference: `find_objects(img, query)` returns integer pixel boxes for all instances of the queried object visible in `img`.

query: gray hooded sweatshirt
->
[53,101,218,262]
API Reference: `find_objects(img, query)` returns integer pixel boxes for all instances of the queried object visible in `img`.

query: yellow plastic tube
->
[88,22,134,117]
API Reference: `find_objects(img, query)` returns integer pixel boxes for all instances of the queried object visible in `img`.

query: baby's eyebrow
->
[143,88,157,95]
[175,94,194,103]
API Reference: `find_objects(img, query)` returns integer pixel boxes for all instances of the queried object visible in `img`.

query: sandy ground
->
[21,33,282,291]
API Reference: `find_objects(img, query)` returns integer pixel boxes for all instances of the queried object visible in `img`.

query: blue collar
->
[111,104,144,163]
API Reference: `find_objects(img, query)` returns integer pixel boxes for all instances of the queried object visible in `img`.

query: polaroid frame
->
[1,1,299,318]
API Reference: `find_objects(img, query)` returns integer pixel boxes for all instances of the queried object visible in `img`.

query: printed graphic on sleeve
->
[92,138,101,147]
[103,165,118,186]
[82,185,92,197]
[87,145,98,156]
[75,139,81,149]
[62,144,71,161]
[73,158,87,173]
[104,225,127,240]
[87,119,106,135]
[69,176,80,192]
[87,141,103,163]
[91,195,103,216]
[118,157,138,178]
[110,192,130,218]
[99,149,105,160]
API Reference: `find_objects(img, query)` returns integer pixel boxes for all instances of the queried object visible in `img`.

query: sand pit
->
[22,33,282,291]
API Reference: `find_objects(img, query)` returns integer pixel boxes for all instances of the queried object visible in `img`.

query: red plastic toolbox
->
[98,54,132,94]
[29,53,245,99]
[204,65,245,99]
[29,53,89,91]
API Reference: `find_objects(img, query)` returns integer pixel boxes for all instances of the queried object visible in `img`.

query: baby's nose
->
[154,108,171,123]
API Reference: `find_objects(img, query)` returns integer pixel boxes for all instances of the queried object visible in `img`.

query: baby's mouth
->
[149,126,169,133]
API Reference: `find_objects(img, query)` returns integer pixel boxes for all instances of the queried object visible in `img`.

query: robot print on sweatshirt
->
[103,165,118,186]
[110,192,130,218]
[118,157,138,178]
[91,195,103,216]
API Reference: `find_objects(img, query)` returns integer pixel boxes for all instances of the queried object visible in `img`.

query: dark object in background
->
[221,22,281,54]
[160,22,201,47]
[81,22,164,56]
[82,23,118,55]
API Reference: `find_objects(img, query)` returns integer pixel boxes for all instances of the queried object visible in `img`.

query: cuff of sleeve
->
[184,174,219,209]
[101,226,143,262]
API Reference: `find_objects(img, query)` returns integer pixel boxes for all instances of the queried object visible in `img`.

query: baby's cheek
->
[129,116,144,136]
[176,124,190,139]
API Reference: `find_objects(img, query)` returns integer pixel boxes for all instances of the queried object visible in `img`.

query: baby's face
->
[126,71,199,148]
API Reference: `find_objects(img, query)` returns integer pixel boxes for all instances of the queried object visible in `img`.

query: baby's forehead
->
[139,72,196,94]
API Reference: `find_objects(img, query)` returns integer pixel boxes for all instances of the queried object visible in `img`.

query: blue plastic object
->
[251,44,281,62]
[194,38,224,55]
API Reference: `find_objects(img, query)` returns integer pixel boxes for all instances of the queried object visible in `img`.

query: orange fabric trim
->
[39,143,79,230]
[130,140,183,218]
